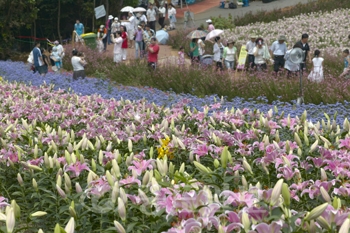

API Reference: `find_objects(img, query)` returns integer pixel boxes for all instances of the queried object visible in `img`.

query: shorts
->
[128,30,135,40]
[35,65,46,74]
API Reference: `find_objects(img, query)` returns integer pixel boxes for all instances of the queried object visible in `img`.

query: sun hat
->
[278,35,287,41]
[108,15,114,20]
[206,19,212,23]
[100,25,104,29]
[250,34,257,38]
[114,17,118,21]
[54,40,59,45]
[227,39,235,44]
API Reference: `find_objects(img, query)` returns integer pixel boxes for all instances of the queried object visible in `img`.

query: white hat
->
[129,11,133,14]
[206,19,212,23]
[114,17,118,21]
[108,15,113,20]
[100,25,104,29]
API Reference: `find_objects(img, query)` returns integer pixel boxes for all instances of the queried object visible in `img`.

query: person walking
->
[106,15,114,45]
[147,37,160,70]
[53,40,65,66]
[97,25,107,52]
[128,11,136,49]
[223,39,238,71]
[32,42,45,75]
[294,33,310,72]
[284,45,301,78]
[135,25,144,58]
[74,20,84,43]
[120,25,128,60]
[246,34,256,69]
[253,38,268,71]
[213,37,223,71]
[168,4,177,30]
[158,3,166,29]
[339,49,350,78]
[270,35,287,75]
[147,4,157,32]
[111,31,123,64]
[206,19,215,32]
[190,38,199,65]
[308,49,324,83]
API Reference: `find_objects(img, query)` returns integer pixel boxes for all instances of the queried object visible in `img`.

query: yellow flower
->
[0,76,3,82]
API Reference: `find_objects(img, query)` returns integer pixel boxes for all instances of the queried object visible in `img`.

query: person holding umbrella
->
[213,37,224,71]
[190,38,199,64]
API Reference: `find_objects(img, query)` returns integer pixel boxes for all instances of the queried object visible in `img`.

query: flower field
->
[225,8,350,56]
[1,61,350,232]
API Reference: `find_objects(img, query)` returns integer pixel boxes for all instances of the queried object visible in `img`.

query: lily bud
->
[38,229,44,233]
[308,220,316,233]
[193,161,210,174]
[56,184,66,199]
[241,175,248,191]
[294,132,302,148]
[218,225,225,233]
[179,163,185,173]
[31,211,47,217]
[220,147,228,169]
[118,197,126,222]
[281,183,291,207]
[310,140,318,153]
[17,173,23,186]
[214,159,220,168]
[332,197,341,210]
[114,220,126,233]
[138,189,150,206]
[64,173,72,190]
[270,179,284,206]
[149,147,154,159]
[11,200,20,219]
[242,157,253,174]
[75,182,83,193]
[128,139,133,152]
[304,203,328,221]
[338,218,350,233]
[56,175,62,187]
[119,187,127,204]
[242,211,250,232]
[106,171,115,187]
[6,207,15,233]
[64,217,75,233]
[69,206,77,219]
[320,168,327,181]
[111,182,119,204]
[142,171,150,186]
[316,216,331,230]
[320,187,331,203]
[32,178,38,191]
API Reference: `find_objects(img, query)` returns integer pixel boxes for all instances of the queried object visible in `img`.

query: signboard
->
[95,5,106,19]
[237,45,247,70]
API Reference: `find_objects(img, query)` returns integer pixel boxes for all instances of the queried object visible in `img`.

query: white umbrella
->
[133,7,146,12]
[120,6,134,12]
[205,29,224,41]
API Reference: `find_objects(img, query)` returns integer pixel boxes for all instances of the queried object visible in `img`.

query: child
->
[307,50,324,83]
[339,49,350,79]
[51,47,61,71]
[178,46,185,66]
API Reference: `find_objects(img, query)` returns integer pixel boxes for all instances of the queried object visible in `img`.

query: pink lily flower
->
[65,161,90,177]
[119,176,141,187]
[128,159,153,176]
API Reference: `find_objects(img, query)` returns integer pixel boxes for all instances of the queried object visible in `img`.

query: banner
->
[237,45,247,70]
[95,5,106,19]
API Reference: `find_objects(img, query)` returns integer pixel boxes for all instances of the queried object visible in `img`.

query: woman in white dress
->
[308,50,324,83]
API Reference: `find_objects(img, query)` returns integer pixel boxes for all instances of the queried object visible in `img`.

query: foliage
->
[211,13,235,30]
[0,79,349,232]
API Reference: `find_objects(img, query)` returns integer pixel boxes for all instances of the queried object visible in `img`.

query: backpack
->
[229,2,237,9]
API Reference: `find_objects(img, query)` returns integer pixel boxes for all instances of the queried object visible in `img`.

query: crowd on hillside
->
[27,1,350,82]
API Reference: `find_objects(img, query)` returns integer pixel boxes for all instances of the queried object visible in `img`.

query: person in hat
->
[111,17,120,35]
[223,39,238,71]
[128,11,136,48]
[147,3,157,32]
[97,25,107,52]
[53,40,65,66]
[168,4,177,30]
[206,19,215,32]
[246,34,257,69]
[270,35,287,75]
[106,15,114,45]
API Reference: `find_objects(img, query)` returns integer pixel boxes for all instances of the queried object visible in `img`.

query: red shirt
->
[148,44,159,63]
[121,31,128,49]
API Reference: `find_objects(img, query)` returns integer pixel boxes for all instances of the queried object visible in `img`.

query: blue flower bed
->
[1,61,349,124]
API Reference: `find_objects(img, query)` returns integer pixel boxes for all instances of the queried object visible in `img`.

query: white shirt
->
[140,14,147,23]
[168,8,176,19]
[111,22,120,33]
[147,8,157,21]
[159,7,166,17]
[71,56,84,71]
[246,41,256,55]
[253,46,265,64]
[224,47,236,61]
[128,16,136,31]
[213,43,223,61]
[113,37,123,54]
[270,41,287,56]
[284,49,299,72]
[198,39,205,56]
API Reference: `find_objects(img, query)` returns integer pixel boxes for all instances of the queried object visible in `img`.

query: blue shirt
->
[344,56,349,68]
[74,23,84,35]
[32,47,42,67]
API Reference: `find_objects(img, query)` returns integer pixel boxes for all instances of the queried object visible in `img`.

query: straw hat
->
[227,39,235,44]
[250,34,257,38]
[278,35,287,41]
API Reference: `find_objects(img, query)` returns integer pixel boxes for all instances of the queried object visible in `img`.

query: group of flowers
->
[0,78,349,232]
